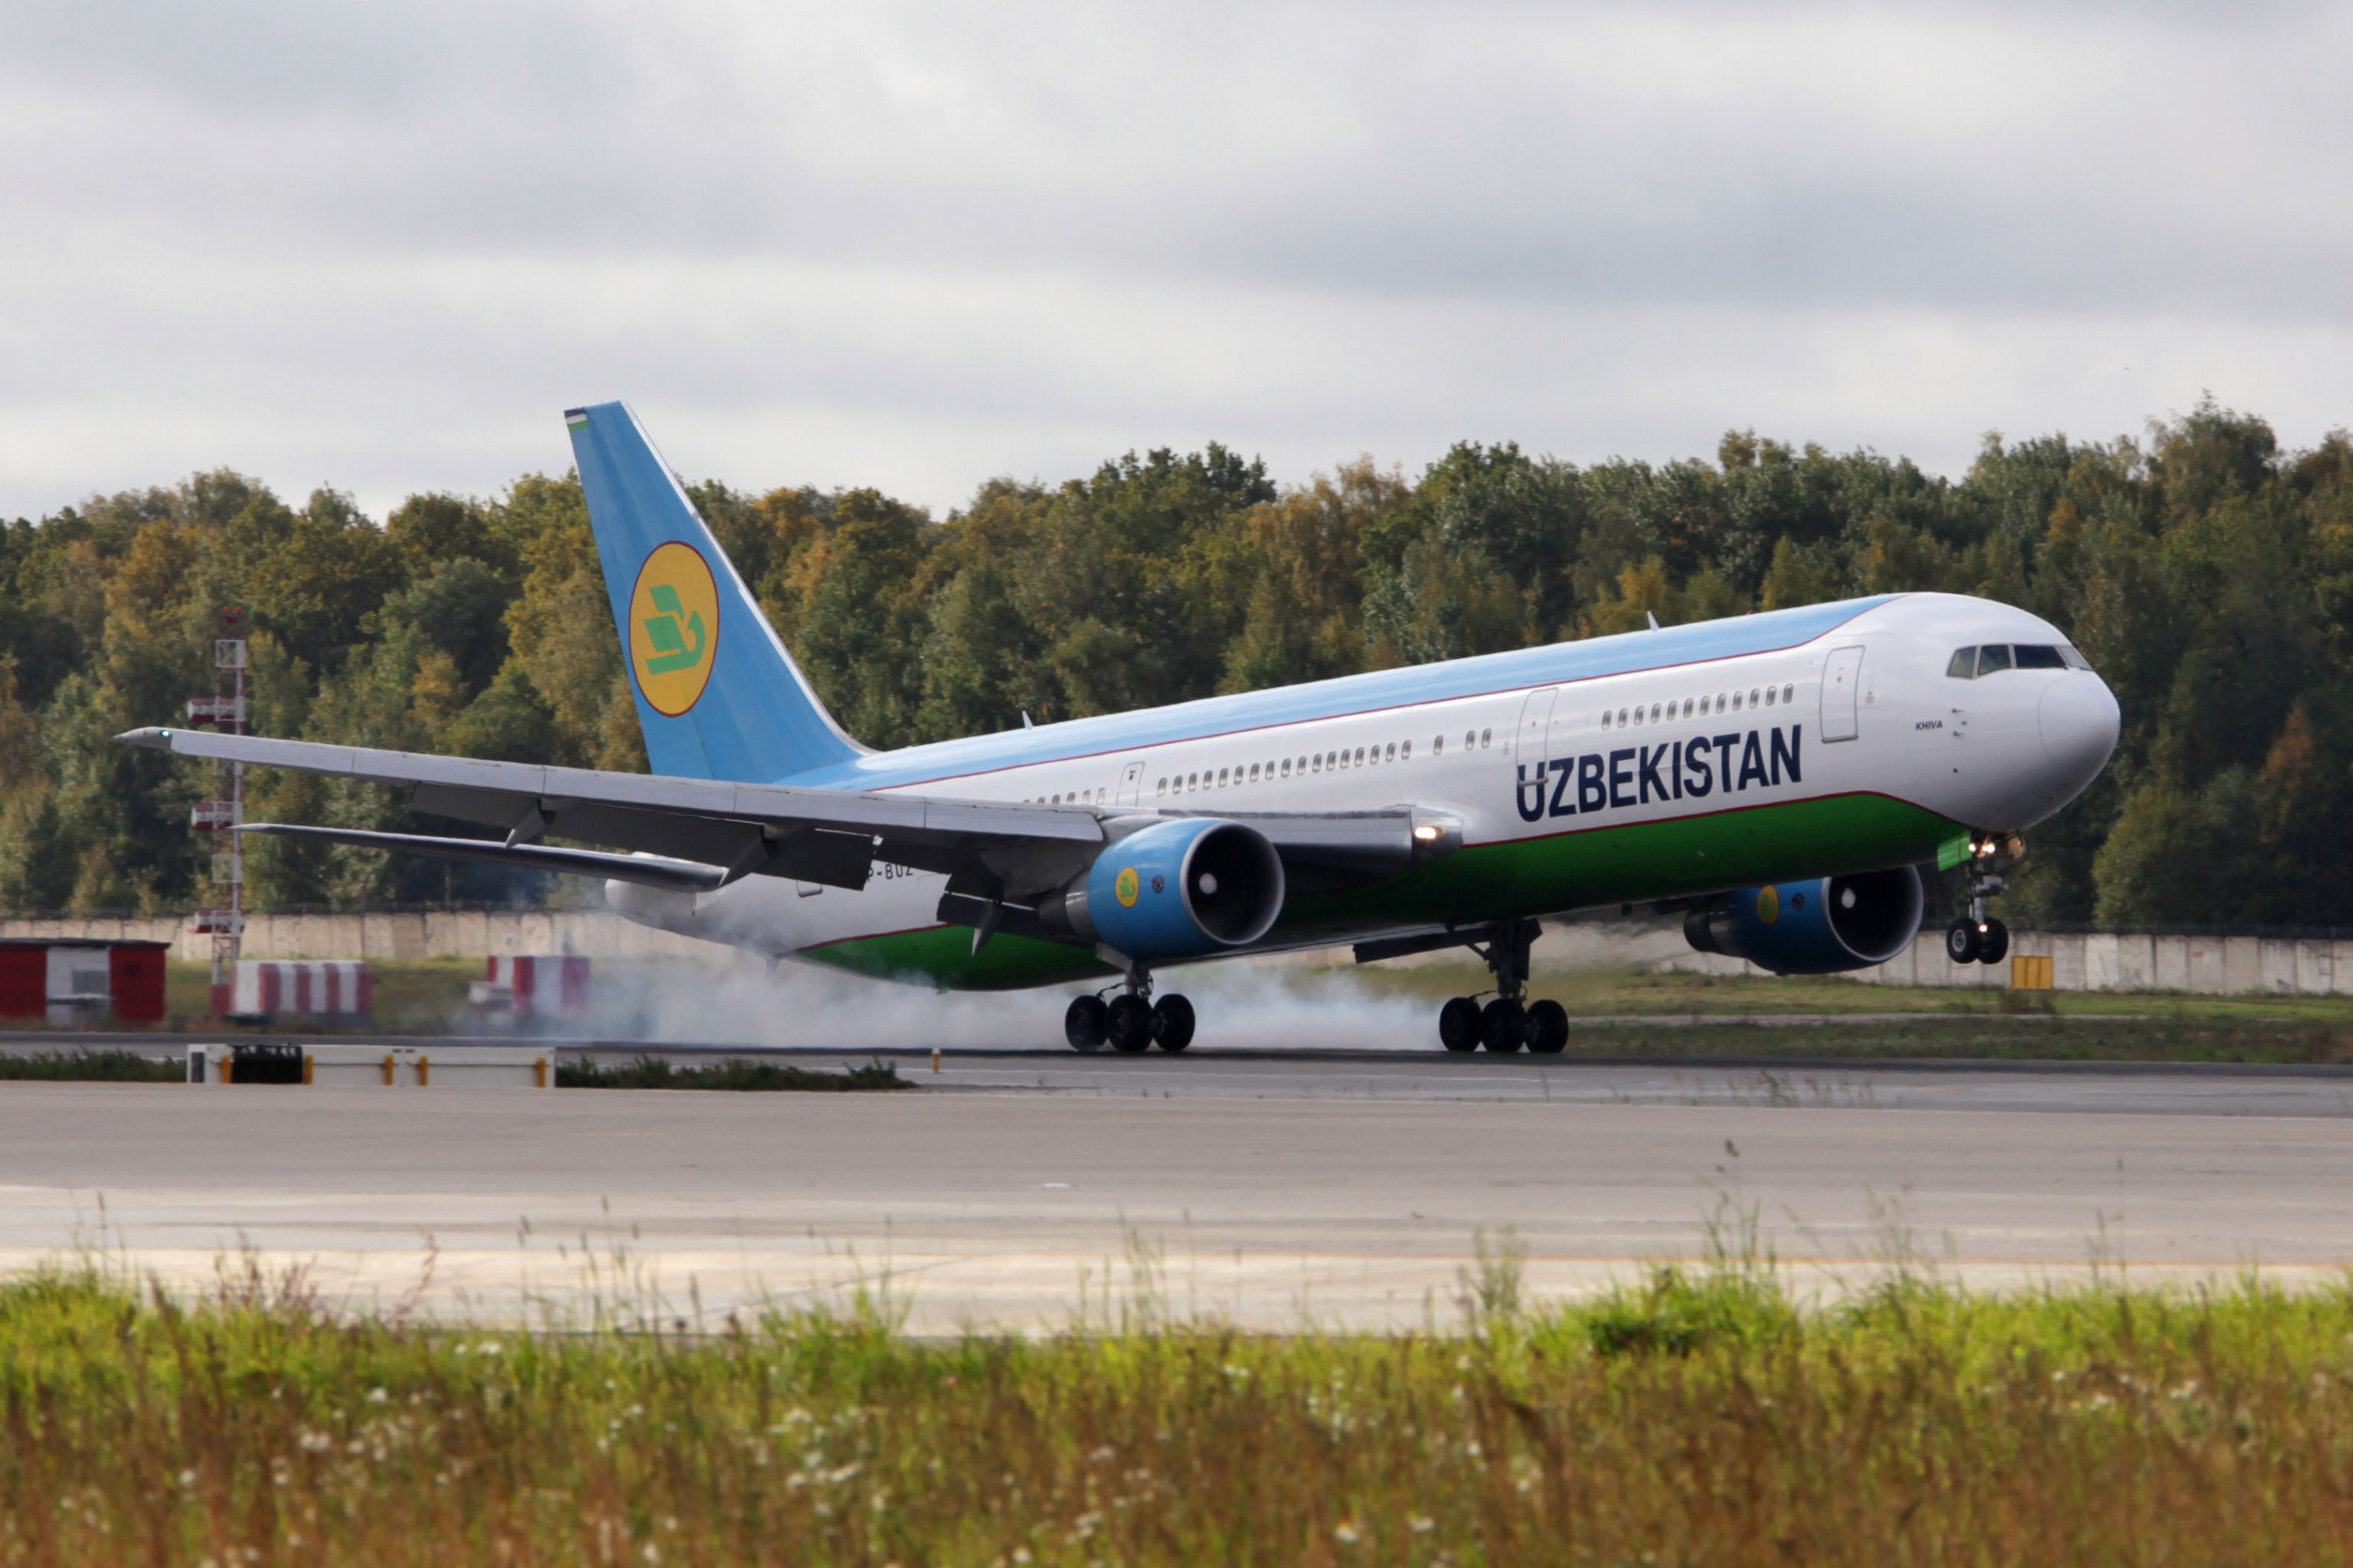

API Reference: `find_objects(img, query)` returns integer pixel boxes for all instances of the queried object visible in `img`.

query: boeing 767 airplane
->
[120,404,2120,1053]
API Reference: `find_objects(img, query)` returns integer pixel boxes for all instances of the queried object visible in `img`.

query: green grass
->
[1542,1014,2353,1064]
[556,1055,910,1091]
[0,1049,184,1082]
[7,1255,2353,1563]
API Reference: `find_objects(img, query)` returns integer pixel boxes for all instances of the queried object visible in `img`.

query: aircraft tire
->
[1979,918,2011,965]
[1064,995,1109,1052]
[1527,999,1570,1054]
[1438,996,1482,1053]
[1106,994,1155,1053]
[1943,919,1983,965]
[1480,998,1526,1054]
[1152,995,1195,1053]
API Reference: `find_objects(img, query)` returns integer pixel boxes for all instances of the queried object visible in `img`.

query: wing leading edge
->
[116,728,1456,928]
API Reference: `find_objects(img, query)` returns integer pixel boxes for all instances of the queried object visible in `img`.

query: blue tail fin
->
[566,402,864,782]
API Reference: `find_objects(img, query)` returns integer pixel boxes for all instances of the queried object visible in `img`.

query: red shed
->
[0,939,170,1024]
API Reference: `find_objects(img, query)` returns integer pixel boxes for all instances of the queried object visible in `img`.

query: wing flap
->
[237,824,727,892]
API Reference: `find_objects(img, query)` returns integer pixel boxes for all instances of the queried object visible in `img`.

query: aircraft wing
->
[116,727,1451,897]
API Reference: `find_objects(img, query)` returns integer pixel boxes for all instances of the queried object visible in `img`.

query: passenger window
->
[1464,730,1476,749]
[1731,692,1742,711]
[1400,739,1412,760]
[1386,742,1397,762]
[1632,707,1643,726]
[1750,689,1760,707]
[1600,711,1611,729]
[1480,729,1492,748]
[1432,735,1443,755]
[2013,645,2066,670]
[1783,684,1794,703]
[1763,688,1775,707]
[1977,645,2012,675]
[1279,759,1290,778]
[1355,747,1365,765]
[1247,763,1259,782]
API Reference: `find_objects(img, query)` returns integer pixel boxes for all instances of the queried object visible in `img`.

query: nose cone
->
[2038,672,2120,799]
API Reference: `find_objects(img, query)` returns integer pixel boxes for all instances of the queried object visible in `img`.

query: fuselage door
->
[1515,687,1558,759]
[1116,758,1147,806]
[1821,645,1864,742]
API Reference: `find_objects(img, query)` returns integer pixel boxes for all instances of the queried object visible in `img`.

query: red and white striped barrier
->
[229,960,372,1018]
[480,955,591,1018]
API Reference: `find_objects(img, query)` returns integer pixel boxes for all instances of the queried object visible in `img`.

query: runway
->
[5,1050,2353,1330]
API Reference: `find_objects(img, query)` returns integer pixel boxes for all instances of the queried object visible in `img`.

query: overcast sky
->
[2,0,2347,521]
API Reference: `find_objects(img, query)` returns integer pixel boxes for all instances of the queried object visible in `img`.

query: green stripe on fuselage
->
[796,792,1960,992]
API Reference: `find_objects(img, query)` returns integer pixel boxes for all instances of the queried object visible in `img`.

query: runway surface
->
[5,1049,2353,1330]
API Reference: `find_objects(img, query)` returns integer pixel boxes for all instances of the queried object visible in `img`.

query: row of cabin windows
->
[1600,683,1796,730]
[1154,727,1497,797]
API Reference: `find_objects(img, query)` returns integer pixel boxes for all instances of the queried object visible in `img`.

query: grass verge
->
[556,1055,910,1091]
[0,1049,183,1082]
[4,1256,2351,1563]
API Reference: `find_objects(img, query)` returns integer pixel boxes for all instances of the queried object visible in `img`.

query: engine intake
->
[1683,865,1924,975]
[1039,818,1285,959]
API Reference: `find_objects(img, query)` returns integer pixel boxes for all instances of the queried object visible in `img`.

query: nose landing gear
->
[1065,965,1194,1053]
[1436,918,1567,1054]
[1944,833,2021,966]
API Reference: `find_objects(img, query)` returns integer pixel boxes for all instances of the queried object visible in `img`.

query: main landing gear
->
[1944,833,2021,967]
[1064,966,1194,1054]
[1438,917,1567,1055]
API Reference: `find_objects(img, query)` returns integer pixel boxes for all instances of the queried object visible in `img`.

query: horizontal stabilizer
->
[237,823,726,893]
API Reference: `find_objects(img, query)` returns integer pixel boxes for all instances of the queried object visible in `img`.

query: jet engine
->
[1682,865,1924,975]
[1038,818,1285,959]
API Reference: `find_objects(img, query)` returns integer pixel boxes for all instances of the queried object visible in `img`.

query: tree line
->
[2,398,2348,929]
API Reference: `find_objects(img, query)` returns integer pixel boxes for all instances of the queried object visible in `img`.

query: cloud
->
[2,0,2348,519]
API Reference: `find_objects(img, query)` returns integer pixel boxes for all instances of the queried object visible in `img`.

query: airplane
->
[118,403,2122,1054]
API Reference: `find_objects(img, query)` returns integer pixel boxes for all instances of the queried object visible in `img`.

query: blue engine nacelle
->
[1682,865,1924,975]
[1040,818,1286,960]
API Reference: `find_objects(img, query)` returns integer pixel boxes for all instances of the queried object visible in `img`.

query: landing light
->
[1412,825,1443,842]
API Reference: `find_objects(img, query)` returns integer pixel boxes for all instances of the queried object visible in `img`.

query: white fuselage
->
[610,594,2119,971]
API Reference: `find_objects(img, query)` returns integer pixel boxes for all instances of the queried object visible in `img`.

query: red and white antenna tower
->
[187,606,248,1016]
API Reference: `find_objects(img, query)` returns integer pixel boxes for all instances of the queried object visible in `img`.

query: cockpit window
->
[1946,642,2096,678]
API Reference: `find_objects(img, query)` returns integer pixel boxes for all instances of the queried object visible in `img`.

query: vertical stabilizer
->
[565,402,864,782]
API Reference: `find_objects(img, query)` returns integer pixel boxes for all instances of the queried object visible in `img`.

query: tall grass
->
[4,1256,2352,1563]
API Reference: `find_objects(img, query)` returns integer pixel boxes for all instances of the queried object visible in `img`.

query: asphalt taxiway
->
[5,1045,2353,1329]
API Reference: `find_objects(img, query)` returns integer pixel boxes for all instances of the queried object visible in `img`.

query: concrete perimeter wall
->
[5,913,2348,995]
[1662,929,2352,995]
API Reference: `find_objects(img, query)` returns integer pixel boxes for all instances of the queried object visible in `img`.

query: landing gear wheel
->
[1480,998,1527,1054]
[1438,996,1482,1053]
[1106,994,1155,1053]
[1978,918,2010,965]
[1151,995,1195,1053]
[1064,995,1109,1052]
[1527,999,1569,1054]
[1943,919,1983,965]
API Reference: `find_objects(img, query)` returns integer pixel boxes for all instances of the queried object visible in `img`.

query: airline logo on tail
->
[629,542,720,715]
